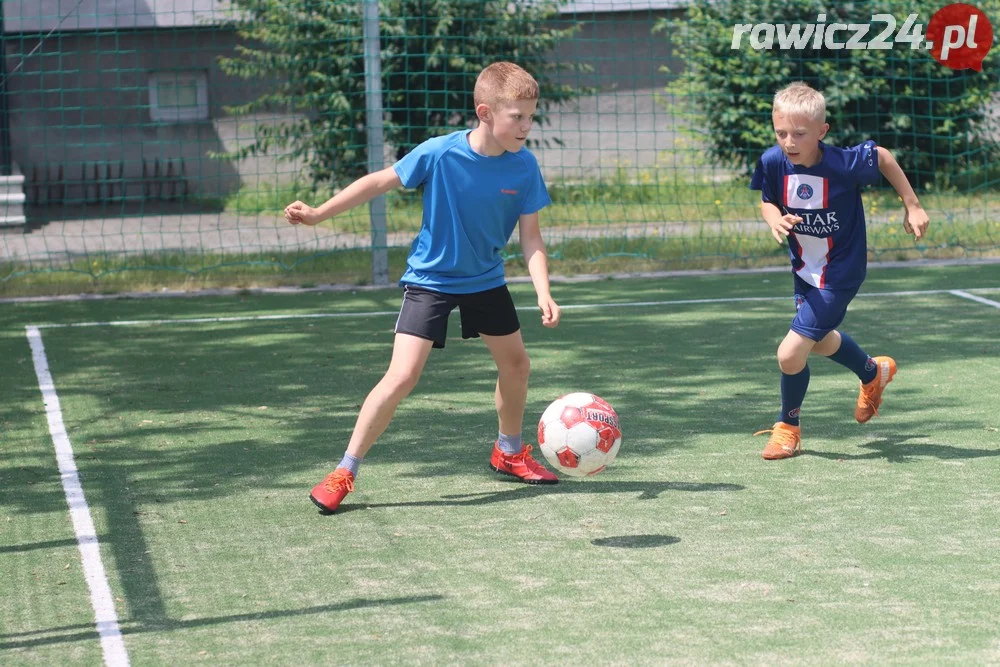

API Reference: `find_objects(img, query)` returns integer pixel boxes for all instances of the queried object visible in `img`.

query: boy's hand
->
[284,201,321,226]
[538,296,561,328]
[902,205,930,240]
[768,214,802,244]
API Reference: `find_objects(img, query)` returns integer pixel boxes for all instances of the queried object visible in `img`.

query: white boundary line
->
[28,286,1000,329]
[26,326,130,667]
[950,290,1000,309]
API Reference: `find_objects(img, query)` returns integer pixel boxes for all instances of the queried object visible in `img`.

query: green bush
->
[218,0,587,188]
[657,0,1000,190]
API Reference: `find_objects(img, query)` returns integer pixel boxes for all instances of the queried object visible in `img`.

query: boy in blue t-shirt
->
[284,62,562,511]
[750,82,930,460]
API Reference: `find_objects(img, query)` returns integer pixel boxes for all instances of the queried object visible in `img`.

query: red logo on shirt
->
[500,188,518,195]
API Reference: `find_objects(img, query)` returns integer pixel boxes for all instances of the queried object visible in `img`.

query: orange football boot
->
[855,356,897,424]
[754,422,802,460]
[310,468,355,514]
[490,443,558,484]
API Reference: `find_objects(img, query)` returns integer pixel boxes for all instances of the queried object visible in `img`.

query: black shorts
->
[394,284,521,349]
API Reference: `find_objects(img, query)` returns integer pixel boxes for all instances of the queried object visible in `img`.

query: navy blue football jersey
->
[751,140,880,289]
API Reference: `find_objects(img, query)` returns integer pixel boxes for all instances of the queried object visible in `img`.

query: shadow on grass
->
[331,480,744,513]
[0,537,80,555]
[804,433,1000,463]
[0,594,445,651]
[591,534,680,548]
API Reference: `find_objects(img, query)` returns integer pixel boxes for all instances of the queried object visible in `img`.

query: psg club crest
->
[796,183,814,200]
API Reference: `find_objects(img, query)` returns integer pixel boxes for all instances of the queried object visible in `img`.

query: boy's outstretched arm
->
[761,201,802,245]
[876,146,930,239]
[518,212,560,328]
[285,166,402,226]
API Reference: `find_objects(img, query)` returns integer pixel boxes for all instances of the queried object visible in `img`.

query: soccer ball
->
[537,393,622,477]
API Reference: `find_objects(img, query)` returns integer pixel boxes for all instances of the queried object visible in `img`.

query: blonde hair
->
[474,61,539,108]
[773,82,826,122]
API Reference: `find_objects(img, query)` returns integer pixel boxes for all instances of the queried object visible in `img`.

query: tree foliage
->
[658,0,1000,189]
[218,0,586,187]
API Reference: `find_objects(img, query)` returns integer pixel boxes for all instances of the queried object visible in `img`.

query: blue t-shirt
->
[392,130,551,293]
[750,140,880,289]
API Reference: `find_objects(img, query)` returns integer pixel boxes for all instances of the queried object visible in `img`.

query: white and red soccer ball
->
[537,393,622,477]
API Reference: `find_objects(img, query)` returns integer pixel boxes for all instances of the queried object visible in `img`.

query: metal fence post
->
[363,0,388,286]
[0,8,12,176]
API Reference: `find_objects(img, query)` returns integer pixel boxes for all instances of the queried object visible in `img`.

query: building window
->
[149,71,209,122]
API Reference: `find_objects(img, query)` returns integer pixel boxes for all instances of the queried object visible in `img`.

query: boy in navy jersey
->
[750,82,929,460]
[284,62,562,511]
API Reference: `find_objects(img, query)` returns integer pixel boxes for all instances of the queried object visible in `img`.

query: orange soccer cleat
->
[310,468,355,514]
[855,356,897,424]
[490,443,558,484]
[754,422,802,460]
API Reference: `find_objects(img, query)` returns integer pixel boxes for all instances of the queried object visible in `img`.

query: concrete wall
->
[533,8,715,180]
[4,27,273,203]
[548,8,682,92]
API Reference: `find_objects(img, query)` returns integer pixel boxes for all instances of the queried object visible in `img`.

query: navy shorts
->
[790,274,859,341]
[394,284,521,349]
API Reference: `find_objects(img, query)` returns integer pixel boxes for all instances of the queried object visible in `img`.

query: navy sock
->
[780,366,810,426]
[828,332,877,384]
[497,432,522,454]
[337,453,362,477]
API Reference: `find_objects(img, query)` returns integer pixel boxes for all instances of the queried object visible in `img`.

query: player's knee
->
[500,352,531,383]
[776,348,806,374]
[381,369,421,398]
